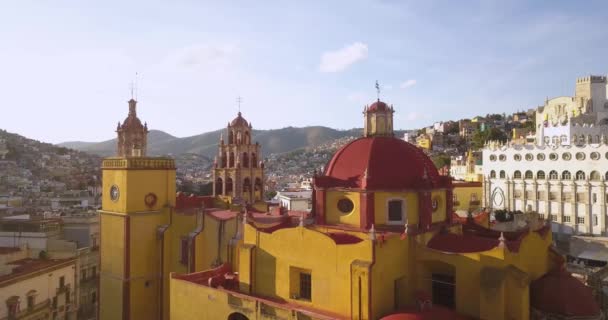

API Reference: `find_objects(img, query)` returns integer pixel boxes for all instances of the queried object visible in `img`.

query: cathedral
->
[99,98,601,320]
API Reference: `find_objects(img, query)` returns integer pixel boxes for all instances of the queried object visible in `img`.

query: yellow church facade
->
[100,99,601,320]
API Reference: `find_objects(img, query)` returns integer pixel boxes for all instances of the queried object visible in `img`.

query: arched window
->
[221,152,227,168]
[576,171,586,180]
[549,170,558,180]
[537,171,545,179]
[525,170,533,179]
[229,152,235,167]
[514,171,522,179]
[251,153,258,168]
[605,171,608,181]
[215,178,223,195]
[499,170,506,179]
[243,178,252,192]
[562,171,571,180]
[225,178,234,194]
[590,171,601,181]
[242,152,249,168]
[490,170,496,178]
[228,131,234,144]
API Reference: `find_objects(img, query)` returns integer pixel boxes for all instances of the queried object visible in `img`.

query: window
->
[563,216,571,223]
[525,153,533,161]
[576,171,585,180]
[593,193,598,204]
[59,276,65,288]
[576,152,586,160]
[514,171,522,179]
[576,217,585,224]
[591,152,600,160]
[549,214,557,221]
[490,170,496,178]
[562,152,571,161]
[489,155,496,161]
[591,171,601,181]
[514,154,521,161]
[6,296,19,317]
[561,135,567,143]
[431,274,455,309]
[549,170,558,180]
[52,297,57,308]
[538,214,545,220]
[337,198,354,214]
[388,200,404,223]
[499,170,505,178]
[525,170,533,179]
[549,153,558,161]
[537,153,545,161]
[549,192,558,201]
[594,215,599,226]
[299,273,312,301]
[537,171,545,179]
[499,154,506,161]
[544,136,550,144]
[180,238,189,265]
[27,294,35,309]
[91,292,97,304]
[562,171,571,180]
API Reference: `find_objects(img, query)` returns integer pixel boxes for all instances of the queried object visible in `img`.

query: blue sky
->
[0,0,607,143]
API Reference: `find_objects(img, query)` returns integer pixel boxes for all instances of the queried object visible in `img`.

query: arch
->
[242,152,249,168]
[251,153,258,168]
[590,171,601,181]
[576,170,585,180]
[228,131,234,144]
[562,171,571,180]
[537,171,545,179]
[245,131,250,144]
[228,313,249,320]
[237,131,242,144]
[549,170,558,180]
[514,170,522,179]
[499,170,506,179]
[525,170,533,179]
[229,152,235,167]
[221,152,227,168]
[225,178,233,195]
[215,178,223,195]
[243,177,252,192]
[490,170,496,178]
[254,178,263,201]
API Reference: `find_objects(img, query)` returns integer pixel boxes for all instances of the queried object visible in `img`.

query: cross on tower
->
[375,80,381,101]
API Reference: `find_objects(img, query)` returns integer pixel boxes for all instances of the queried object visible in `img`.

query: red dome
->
[380,306,470,320]
[322,137,441,190]
[230,112,249,127]
[368,100,391,112]
[119,99,146,130]
[530,268,601,317]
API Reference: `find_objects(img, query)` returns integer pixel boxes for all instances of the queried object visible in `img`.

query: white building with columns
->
[482,141,608,237]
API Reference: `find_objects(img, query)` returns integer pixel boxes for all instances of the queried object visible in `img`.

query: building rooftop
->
[0,258,75,285]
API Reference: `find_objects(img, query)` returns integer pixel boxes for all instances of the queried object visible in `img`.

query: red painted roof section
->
[175,193,214,210]
[230,112,249,127]
[368,100,390,112]
[0,247,22,254]
[327,232,364,245]
[320,137,441,190]
[380,306,471,320]
[427,232,499,253]
[530,268,601,317]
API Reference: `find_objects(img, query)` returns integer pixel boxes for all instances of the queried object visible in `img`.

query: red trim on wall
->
[359,192,375,229]
[418,191,432,230]
[315,189,326,225]
[123,216,130,320]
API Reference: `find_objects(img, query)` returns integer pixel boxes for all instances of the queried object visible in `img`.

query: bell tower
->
[213,112,265,204]
[364,99,395,137]
[99,99,175,320]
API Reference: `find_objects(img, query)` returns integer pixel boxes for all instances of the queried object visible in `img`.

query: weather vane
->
[375,80,380,101]
[237,96,242,113]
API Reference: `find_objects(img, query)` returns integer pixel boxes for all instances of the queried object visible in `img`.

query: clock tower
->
[99,99,176,320]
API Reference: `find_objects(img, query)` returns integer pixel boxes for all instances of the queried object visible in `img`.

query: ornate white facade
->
[482,142,608,236]
[535,75,608,146]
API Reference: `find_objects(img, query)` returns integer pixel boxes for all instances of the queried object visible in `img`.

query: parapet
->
[101,157,175,170]
[576,75,607,84]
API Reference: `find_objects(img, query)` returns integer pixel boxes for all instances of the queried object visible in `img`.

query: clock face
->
[110,185,120,202]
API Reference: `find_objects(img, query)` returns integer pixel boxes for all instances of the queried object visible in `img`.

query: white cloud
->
[164,44,239,70]
[400,79,417,89]
[319,42,368,73]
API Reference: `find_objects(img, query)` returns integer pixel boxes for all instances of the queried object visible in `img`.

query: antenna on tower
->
[375,80,381,101]
[237,96,242,113]
[134,72,139,100]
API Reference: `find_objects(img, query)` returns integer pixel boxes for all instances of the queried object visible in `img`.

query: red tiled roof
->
[175,193,214,210]
[230,112,249,127]
[0,258,75,284]
[380,306,471,320]
[368,100,390,112]
[530,268,601,317]
[318,137,442,190]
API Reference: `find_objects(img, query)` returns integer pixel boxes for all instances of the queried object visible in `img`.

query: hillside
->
[59,127,363,157]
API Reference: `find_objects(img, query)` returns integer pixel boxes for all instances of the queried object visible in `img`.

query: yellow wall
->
[325,191,361,226]
[453,184,482,213]
[430,190,447,223]
[373,192,419,226]
[99,213,125,320]
[416,137,431,150]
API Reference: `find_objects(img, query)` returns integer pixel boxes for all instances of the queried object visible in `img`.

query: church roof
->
[230,112,249,127]
[317,136,443,190]
[367,100,391,112]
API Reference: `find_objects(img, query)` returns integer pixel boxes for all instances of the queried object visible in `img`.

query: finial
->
[299,213,305,227]
[369,224,377,241]
[237,96,242,113]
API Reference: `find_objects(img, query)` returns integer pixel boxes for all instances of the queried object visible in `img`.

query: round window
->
[537,153,545,161]
[575,152,585,160]
[514,154,521,161]
[489,155,497,161]
[337,198,354,214]
[591,152,600,160]
[525,153,533,161]
[562,152,571,161]
[549,153,558,161]
[499,154,506,161]
[110,185,120,202]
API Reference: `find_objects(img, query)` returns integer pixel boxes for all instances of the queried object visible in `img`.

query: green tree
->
[431,154,451,169]
[471,128,507,149]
